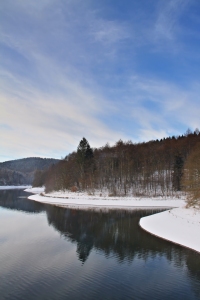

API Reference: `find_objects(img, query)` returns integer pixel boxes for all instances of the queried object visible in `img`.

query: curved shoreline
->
[139,222,200,255]
[139,208,200,254]
[25,188,200,254]
[27,193,185,210]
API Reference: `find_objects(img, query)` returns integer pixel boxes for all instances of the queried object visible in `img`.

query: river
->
[0,189,200,299]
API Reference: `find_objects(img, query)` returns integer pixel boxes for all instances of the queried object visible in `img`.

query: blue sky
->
[1,0,200,161]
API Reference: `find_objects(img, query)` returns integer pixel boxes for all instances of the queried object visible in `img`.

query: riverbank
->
[25,188,186,210]
[140,207,200,253]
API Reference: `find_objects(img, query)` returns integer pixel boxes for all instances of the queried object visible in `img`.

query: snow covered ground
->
[0,185,31,190]
[26,188,186,210]
[24,187,45,194]
[27,193,186,210]
[140,207,200,253]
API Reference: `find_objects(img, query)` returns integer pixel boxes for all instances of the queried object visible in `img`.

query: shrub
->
[71,186,78,192]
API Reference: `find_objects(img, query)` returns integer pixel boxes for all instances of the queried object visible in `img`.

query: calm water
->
[0,190,200,300]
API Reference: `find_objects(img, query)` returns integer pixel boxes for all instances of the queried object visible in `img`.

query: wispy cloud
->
[91,19,130,45]
[0,67,126,160]
[154,0,190,41]
[0,0,131,160]
[127,74,200,140]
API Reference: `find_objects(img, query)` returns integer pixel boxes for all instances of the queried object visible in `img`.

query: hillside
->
[0,157,59,186]
[43,131,200,198]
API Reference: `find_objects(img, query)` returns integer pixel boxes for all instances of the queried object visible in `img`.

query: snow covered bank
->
[25,188,200,254]
[28,193,185,209]
[26,188,185,210]
[140,207,200,253]
[24,187,45,194]
[0,185,31,190]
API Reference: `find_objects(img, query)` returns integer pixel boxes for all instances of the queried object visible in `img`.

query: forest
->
[0,157,59,185]
[33,129,200,203]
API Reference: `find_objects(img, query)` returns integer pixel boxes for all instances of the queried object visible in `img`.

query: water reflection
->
[46,205,167,263]
[0,189,44,213]
[0,189,200,299]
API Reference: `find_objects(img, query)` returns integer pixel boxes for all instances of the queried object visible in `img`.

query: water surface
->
[0,189,200,300]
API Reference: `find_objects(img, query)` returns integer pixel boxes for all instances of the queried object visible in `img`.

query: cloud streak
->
[155,0,190,40]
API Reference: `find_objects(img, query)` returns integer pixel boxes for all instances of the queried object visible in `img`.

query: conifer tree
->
[77,138,94,175]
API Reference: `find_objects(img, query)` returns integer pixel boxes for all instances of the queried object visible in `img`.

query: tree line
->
[33,130,200,205]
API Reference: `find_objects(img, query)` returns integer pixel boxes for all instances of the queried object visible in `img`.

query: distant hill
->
[0,157,59,186]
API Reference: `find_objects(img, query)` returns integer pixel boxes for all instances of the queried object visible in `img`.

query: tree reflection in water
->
[0,189,44,213]
[0,189,200,299]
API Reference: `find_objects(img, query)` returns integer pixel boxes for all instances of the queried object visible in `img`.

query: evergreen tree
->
[77,138,94,174]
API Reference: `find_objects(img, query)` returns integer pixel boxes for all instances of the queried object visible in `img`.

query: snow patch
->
[140,207,200,253]
[24,187,45,194]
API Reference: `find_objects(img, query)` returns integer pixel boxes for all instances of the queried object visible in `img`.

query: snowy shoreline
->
[2,186,199,254]
[139,208,200,253]
[25,187,186,210]
[28,194,182,211]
